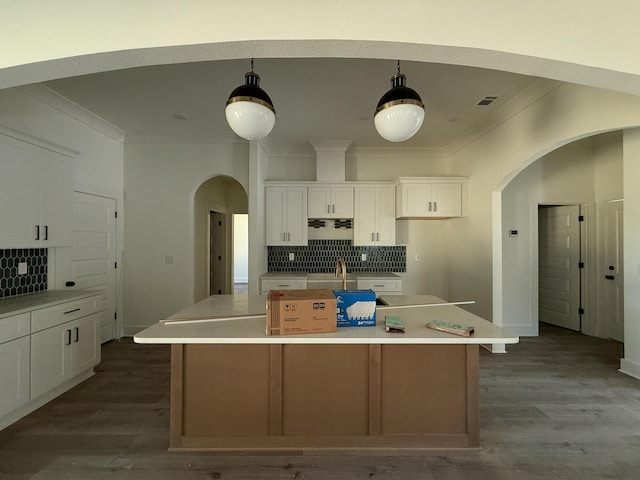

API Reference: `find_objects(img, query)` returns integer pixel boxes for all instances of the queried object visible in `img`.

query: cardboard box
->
[333,289,377,327]
[266,289,337,336]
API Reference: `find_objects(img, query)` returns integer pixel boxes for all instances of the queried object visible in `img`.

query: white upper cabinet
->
[308,186,354,218]
[0,140,73,248]
[395,178,465,218]
[353,186,395,246]
[265,186,308,246]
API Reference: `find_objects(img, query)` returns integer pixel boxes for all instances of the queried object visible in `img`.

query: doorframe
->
[531,197,594,336]
[206,200,232,296]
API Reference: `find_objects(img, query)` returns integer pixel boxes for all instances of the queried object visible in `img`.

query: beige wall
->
[123,143,248,334]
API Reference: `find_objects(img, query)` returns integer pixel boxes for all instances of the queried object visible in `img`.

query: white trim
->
[619,358,640,381]
[0,123,79,157]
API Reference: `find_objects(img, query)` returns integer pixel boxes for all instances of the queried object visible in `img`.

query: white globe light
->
[225,101,276,141]
[374,103,425,142]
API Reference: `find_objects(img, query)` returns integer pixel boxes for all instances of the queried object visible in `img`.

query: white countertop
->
[134,294,518,346]
[0,290,101,319]
[260,272,400,280]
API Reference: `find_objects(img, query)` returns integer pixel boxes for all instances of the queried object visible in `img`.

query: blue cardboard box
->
[332,289,377,327]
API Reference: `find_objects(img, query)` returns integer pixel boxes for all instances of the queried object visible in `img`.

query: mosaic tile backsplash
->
[268,240,406,273]
[0,249,48,299]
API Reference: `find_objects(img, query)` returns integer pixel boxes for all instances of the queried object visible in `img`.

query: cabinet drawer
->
[357,279,403,293]
[31,296,100,333]
[260,278,307,294]
[0,312,31,344]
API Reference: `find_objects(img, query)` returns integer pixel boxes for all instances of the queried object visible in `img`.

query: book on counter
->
[385,315,405,333]
[426,319,474,337]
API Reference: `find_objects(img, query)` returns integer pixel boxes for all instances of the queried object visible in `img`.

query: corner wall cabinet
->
[307,186,354,219]
[265,186,308,246]
[353,186,396,246]
[395,178,465,218]
[0,139,73,248]
[0,293,101,430]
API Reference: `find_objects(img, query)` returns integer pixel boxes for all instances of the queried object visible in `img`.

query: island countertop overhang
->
[134,294,519,346]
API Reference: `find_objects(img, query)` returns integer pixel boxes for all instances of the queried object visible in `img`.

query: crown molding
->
[0,123,80,158]
[17,84,126,142]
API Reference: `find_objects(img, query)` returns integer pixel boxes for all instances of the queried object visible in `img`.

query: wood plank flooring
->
[1,323,639,479]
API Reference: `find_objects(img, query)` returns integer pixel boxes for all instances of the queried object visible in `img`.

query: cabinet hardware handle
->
[374,284,385,287]
[605,275,615,280]
[44,225,49,240]
[433,202,437,212]
[327,205,331,214]
[332,204,335,213]
[35,225,40,241]
[64,308,81,315]
[282,232,286,242]
[376,232,380,241]
[428,202,432,212]
[66,329,72,345]
[278,284,290,287]
[371,232,375,241]
[74,327,79,343]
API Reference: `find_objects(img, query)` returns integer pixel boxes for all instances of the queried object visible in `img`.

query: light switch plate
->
[18,262,28,275]
[289,252,295,261]
[361,253,367,261]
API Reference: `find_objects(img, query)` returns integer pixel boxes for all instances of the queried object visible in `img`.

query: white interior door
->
[605,200,624,342]
[67,192,117,343]
[538,205,582,331]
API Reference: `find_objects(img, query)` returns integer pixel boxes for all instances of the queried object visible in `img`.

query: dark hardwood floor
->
[1,324,639,479]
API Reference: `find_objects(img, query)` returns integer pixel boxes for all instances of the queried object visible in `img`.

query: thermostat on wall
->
[508,229,519,237]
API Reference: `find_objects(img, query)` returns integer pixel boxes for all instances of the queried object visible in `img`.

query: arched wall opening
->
[492,130,624,342]
[193,175,248,301]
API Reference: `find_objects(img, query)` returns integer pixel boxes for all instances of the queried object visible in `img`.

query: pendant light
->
[374,61,425,142]
[225,59,276,140]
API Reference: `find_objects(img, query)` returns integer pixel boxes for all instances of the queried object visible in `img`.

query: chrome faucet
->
[335,257,347,290]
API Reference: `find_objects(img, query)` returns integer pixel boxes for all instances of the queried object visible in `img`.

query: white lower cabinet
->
[31,312,99,399]
[0,336,30,419]
[0,294,101,430]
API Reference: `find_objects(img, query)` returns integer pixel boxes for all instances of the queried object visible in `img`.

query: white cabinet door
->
[70,313,100,376]
[40,156,73,247]
[0,144,41,248]
[354,187,395,246]
[431,183,462,218]
[375,187,396,245]
[265,187,308,246]
[396,182,462,218]
[0,141,73,248]
[0,336,30,418]
[31,322,71,399]
[354,187,376,245]
[308,186,353,218]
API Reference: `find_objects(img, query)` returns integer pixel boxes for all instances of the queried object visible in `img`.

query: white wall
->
[621,129,640,379]
[123,143,248,334]
[500,138,598,337]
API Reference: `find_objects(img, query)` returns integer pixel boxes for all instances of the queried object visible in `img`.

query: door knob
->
[605,275,615,280]
[608,265,615,270]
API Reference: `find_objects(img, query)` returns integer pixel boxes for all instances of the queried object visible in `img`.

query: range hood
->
[310,140,352,182]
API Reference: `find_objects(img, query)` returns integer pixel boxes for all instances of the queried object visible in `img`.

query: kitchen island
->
[134,295,518,451]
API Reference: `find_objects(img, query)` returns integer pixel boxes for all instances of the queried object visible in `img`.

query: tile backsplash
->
[268,240,405,273]
[0,249,48,299]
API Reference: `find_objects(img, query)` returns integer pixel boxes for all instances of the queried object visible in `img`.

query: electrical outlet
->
[414,254,421,262]
[361,253,367,261]
[289,252,295,261]
[18,262,28,275]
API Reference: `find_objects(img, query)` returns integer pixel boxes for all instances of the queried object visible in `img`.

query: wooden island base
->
[169,343,479,451]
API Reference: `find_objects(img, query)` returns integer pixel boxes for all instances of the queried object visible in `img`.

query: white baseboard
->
[620,358,640,381]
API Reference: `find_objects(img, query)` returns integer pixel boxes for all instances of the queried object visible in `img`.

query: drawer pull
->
[278,284,290,287]
[66,329,72,345]
[64,308,81,315]
[74,327,79,343]
[374,284,385,287]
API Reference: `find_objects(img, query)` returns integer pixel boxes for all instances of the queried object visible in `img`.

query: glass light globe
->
[374,103,425,142]
[225,101,275,141]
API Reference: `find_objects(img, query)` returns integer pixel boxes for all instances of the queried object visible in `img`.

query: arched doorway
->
[193,175,248,300]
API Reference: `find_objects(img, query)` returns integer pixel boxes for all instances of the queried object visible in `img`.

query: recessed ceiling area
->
[45,58,548,151]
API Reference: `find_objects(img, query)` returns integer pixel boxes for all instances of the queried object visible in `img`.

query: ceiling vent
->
[475,95,500,107]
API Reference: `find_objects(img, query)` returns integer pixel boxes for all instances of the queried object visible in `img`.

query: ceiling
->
[44,57,548,152]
